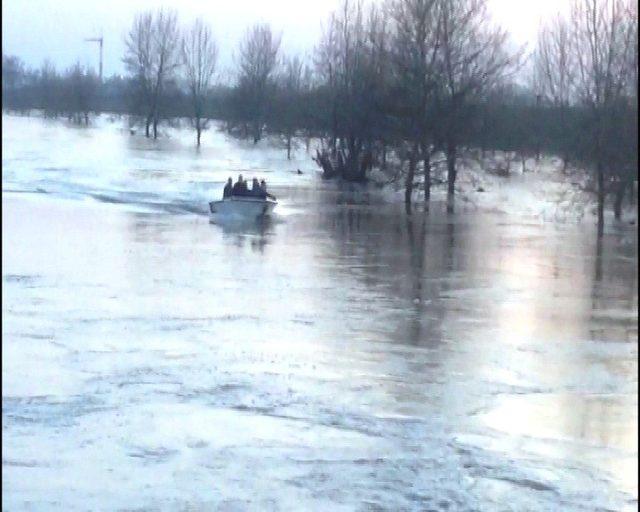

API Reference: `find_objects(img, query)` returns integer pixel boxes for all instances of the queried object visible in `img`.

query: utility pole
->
[84,35,103,82]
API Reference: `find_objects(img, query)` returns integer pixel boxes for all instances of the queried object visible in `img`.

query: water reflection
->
[594,234,604,283]
[316,202,462,348]
[214,215,273,254]
[405,216,427,346]
[589,231,638,342]
[304,189,637,500]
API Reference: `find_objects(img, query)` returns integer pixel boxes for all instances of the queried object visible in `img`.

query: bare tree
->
[611,0,638,219]
[569,0,637,230]
[274,54,310,159]
[390,0,440,212]
[123,9,180,139]
[364,5,393,172]
[313,0,390,182]
[66,62,98,125]
[435,0,519,212]
[315,11,341,151]
[124,12,154,136]
[534,14,575,171]
[236,23,281,143]
[150,9,180,138]
[2,55,25,111]
[182,18,218,146]
[38,59,61,118]
[623,2,638,106]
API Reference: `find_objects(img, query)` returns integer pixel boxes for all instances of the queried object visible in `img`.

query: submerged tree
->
[235,23,281,143]
[273,54,311,159]
[2,55,26,111]
[123,12,154,135]
[389,0,440,212]
[434,0,519,212]
[314,0,390,182]
[150,9,181,138]
[123,9,180,139]
[65,62,98,124]
[182,18,218,146]
[534,14,575,171]
[38,59,61,118]
[609,0,637,220]
[568,0,637,230]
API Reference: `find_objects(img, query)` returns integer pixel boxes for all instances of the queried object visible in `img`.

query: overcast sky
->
[2,0,571,78]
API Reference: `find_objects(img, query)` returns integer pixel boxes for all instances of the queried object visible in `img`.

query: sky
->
[2,0,572,78]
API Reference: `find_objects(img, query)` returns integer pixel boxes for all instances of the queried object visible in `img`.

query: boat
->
[209,195,277,219]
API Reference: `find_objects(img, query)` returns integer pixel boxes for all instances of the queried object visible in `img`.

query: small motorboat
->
[209,195,277,219]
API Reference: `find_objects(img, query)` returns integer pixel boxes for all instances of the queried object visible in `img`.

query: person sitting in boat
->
[260,179,276,200]
[232,174,247,196]
[251,177,266,198]
[223,177,233,198]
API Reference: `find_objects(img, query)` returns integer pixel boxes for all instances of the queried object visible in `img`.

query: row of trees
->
[311,0,518,211]
[2,0,637,226]
[122,11,300,149]
[1,56,207,120]
[533,0,637,230]
[3,56,99,124]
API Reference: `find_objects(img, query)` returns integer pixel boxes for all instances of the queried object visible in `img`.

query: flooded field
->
[2,114,638,511]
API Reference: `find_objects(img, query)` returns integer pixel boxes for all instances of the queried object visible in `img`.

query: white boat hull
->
[209,196,277,219]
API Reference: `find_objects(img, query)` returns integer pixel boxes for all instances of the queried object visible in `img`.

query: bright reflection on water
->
[2,114,638,511]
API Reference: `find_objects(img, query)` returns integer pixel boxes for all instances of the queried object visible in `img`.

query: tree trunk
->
[381,141,387,170]
[253,120,261,144]
[287,135,291,160]
[153,114,158,139]
[195,116,202,147]
[596,162,605,237]
[405,144,418,216]
[145,116,151,138]
[421,142,431,209]
[614,181,625,220]
[314,148,337,179]
[446,139,457,214]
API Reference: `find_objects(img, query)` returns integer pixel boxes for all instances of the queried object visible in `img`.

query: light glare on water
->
[2,114,638,511]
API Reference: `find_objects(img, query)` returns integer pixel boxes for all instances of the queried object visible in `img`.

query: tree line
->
[2,0,637,226]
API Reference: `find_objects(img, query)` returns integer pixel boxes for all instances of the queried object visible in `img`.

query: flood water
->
[2,114,638,511]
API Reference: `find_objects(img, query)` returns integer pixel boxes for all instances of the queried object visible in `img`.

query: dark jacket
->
[251,182,266,198]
